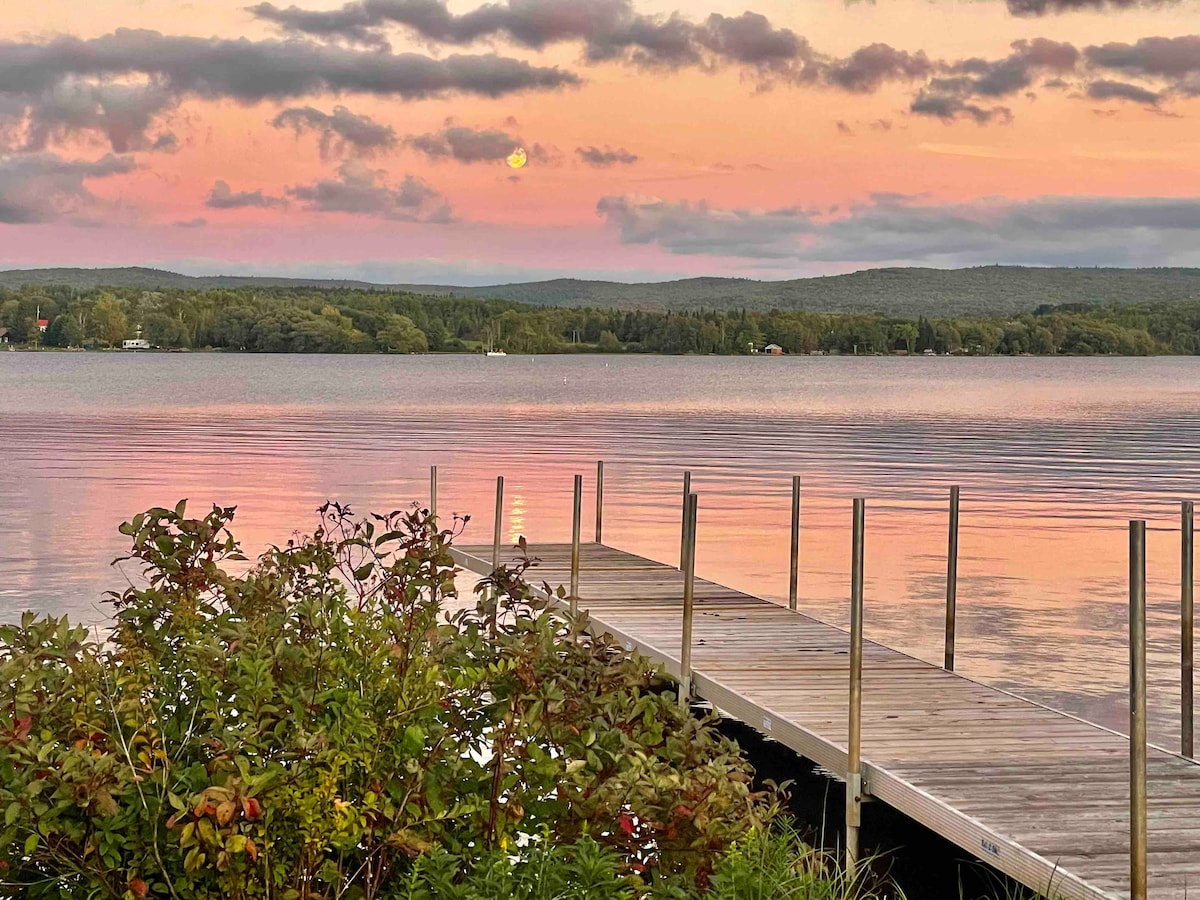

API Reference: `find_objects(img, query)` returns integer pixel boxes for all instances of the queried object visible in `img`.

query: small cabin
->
[122,339,151,350]
[0,328,8,344]
[762,343,784,356]
[37,319,48,333]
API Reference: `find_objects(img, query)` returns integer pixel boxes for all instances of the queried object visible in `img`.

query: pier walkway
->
[451,540,1200,900]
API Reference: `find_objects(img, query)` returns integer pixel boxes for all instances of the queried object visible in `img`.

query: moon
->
[506,147,528,169]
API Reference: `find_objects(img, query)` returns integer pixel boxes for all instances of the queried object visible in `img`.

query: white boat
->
[486,349,507,357]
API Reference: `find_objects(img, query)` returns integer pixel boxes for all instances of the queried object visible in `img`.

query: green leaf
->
[24,832,38,855]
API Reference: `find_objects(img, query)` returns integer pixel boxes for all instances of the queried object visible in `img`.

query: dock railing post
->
[490,476,504,638]
[1130,520,1148,900]
[679,492,698,709]
[680,470,692,569]
[571,474,582,616]
[1184,500,1194,758]
[945,485,960,671]
[789,476,801,611]
[429,465,438,523]
[595,461,604,544]
[847,498,865,878]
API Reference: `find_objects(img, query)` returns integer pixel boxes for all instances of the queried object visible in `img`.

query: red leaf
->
[617,812,635,835]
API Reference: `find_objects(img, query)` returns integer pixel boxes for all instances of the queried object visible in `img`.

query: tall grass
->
[705,823,904,900]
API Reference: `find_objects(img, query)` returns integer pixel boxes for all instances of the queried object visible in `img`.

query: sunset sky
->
[4,0,1200,283]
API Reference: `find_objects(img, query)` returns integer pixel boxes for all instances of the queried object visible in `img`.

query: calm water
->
[1,352,1198,743]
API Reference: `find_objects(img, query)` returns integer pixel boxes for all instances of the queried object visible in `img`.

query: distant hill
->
[5,265,1200,317]
[0,267,404,292]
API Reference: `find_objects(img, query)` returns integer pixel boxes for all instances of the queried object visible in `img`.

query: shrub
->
[0,501,777,899]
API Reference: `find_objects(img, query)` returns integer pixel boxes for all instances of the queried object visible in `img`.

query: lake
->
[1,352,1197,743]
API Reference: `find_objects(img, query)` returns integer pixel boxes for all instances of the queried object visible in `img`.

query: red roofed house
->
[37,319,48,332]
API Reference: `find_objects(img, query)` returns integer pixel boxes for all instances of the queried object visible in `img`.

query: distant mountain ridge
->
[5,265,1200,317]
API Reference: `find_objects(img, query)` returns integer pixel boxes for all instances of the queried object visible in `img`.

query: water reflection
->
[1,353,1198,743]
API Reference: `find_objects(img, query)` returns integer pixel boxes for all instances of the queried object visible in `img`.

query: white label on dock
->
[981,838,1000,858]
[762,716,773,732]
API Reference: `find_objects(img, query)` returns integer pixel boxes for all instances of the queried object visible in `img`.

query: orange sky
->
[3,0,1200,282]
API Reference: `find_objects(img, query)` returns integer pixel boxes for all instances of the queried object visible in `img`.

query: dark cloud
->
[0,29,579,101]
[247,1,397,49]
[949,39,1079,96]
[0,152,135,224]
[252,1,820,83]
[272,105,397,158]
[250,0,631,50]
[0,28,577,153]
[172,217,208,228]
[407,125,521,162]
[16,78,177,154]
[909,39,1075,123]
[1087,79,1161,104]
[836,121,854,135]
[1083,36,1200,101]
[206,180,285,209]
[1086,35,1200,79]
[823,43,933,92]
[576,145,638,166]
[597,191,1200,266]
[910,90,1013,123]
[287,160,453,221]
[251,0,1197,123]
[692,12,814,78]
[1006,0,1178,16]
[595,195,814,258]
[151,131,180,152]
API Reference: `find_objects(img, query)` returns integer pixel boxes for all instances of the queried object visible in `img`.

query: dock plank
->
[451,541,1200,900]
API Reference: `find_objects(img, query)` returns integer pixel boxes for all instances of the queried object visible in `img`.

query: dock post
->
[680,470,692,569]
[490,476,504,638]
[789,476,801,611]
[847,498,865,878]
[679,492,698,709]
[429,465,438,523]
[595,460,605,544]
[1184,500,1195,758]
[945,485,960,671]
[571,474,582,616]
[1130,520,1148,900]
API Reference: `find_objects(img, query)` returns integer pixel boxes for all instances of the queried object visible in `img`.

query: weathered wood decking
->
[451,541,1200,900]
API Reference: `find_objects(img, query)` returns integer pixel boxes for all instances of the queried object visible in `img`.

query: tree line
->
[2,284,1198,355]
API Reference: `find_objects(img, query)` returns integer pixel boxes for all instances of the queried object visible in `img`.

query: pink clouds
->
[2,0,1200,280]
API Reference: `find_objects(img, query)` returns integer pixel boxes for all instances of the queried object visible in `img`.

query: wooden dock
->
[450,540,1200,900]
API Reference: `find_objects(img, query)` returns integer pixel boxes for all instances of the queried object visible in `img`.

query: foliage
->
[7,281,1200,355]
[0,501,777,898]
[706,825,891,900]
[10,269,1200,355]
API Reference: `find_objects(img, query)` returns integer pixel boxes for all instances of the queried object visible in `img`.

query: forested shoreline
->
[3,283,1199,355]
